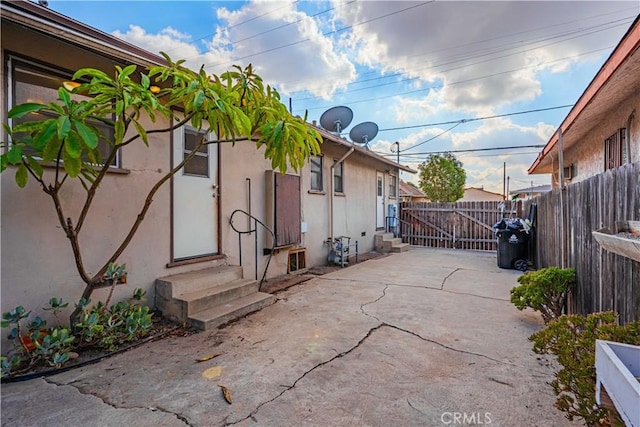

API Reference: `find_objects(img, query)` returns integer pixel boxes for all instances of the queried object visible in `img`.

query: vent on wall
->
[563,164,577,180]
[288,248,306,273]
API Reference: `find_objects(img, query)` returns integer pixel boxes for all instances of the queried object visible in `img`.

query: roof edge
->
[528,15,640,174]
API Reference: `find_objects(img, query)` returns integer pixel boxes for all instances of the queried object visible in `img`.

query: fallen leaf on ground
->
[195,353,222,363]
[218,384,232,404]
[202,366,223,379]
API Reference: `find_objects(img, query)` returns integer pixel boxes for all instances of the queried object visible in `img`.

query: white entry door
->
[376,171,385,229]
[172,126,218,260]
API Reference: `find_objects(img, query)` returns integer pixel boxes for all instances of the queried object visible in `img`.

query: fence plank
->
[400,200,506,252]
[524,162,640,324]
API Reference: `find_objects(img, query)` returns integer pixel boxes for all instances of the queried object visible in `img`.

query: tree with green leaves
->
[417,153,466,202]
[1,54,322,323]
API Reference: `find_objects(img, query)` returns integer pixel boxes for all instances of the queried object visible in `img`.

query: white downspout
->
[330,147,355,243]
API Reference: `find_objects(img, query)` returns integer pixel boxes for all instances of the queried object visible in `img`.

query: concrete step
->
[380,238,403,249]
[390,243,410,253]
[156,266,243,298]
[374,233,395,244]
[180,279,258,316]
[188,292,275,330]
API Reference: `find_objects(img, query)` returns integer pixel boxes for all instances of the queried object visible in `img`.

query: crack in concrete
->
[223,324,386,426]
[359,284,389,321]
[439,289,509,302]
[407,398,428,416]
[382,322,516,366]
[357,287,517,367]
[440,268,461,290]
[43,377,192,426]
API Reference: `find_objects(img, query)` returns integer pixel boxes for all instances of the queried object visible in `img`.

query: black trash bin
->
[497,229,529,271]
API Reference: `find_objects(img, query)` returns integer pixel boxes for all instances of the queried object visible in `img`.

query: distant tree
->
[418,153,466,202]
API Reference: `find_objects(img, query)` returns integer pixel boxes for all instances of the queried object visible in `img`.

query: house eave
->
[314,126,416,174]
[1,0,167,67]
[528,16,640,175]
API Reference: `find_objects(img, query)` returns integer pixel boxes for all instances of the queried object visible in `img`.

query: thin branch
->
[91,138,207,281]
[48,190,92,285]
[74,111,197,234]
[54,141,65,189]
[120,112,195,146]
[21,159,47,192]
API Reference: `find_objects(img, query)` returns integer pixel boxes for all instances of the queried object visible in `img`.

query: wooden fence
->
[525,162,640,324]
[399,200,517,251]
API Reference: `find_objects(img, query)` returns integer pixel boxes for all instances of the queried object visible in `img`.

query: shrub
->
[510,266,575,323]
[74,289,153,351]
[1,289,154,378]
[530,311,640,426]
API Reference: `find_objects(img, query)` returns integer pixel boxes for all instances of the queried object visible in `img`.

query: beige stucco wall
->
[219,139,400,281]
[461,188,504,201]
[1,19,403,351]
[562,92,640,184]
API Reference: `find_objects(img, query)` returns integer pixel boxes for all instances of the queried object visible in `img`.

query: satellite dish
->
[349,122,378,147]
[320,106,353,133]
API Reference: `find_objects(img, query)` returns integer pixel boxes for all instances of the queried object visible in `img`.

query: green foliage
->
[0,289,154,377]
[74,289,153,351]
[417,153,466,202]
[105,262,127,282]
[510,267,576,324]
[43,297,69,327]
[530,312,640,426]
[1,356,21,378]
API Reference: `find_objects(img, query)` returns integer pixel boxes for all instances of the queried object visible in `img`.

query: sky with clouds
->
[50,0,638,194]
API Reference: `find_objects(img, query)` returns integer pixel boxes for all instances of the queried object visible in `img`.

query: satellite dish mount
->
[320,106,354,134]
[349,122,379,149]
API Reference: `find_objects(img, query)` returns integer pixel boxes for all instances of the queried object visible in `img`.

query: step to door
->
[156,265,243,299]
[188,292,275,330]
[180,279,258,317]
[390,243,410,253]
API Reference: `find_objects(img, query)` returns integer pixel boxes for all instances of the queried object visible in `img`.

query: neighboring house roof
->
[529,16,640,174]
[399,180,426,197]
[509,184,551,196]
[314,126,416,174]
[461,187,504,201]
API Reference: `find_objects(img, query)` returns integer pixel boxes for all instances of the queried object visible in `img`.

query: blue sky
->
[49,0,638,194]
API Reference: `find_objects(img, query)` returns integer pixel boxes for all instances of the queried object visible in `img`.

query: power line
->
[365,104,572,135]
[385,144,546,156]
[288,15,633,103]
[205,1,434,70]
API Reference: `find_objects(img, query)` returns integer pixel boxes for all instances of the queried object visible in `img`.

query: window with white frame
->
[604,128,628,170]
[333,159,344,193]
[183,128,209,177]
[389,175,397,198]
[310,155,323,191]
[9,56,118,166]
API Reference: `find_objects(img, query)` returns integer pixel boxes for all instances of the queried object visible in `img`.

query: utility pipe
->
[330,147,355,243]
[558,127,565,268]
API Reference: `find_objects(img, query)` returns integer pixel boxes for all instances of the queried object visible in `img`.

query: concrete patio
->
[1,248,573,426]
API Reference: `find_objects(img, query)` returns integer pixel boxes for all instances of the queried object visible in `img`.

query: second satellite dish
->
[320,106,353,133]
[349,122,379,146]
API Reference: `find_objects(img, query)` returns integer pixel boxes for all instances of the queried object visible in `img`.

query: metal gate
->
[400,201,518,251]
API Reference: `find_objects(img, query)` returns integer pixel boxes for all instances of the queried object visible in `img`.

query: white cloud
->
[332,1,633,114]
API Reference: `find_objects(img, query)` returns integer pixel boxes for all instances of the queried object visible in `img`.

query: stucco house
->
[0,0,412,336]
[528,16,639,185]
[509,184,551,201]
[460,187,504,202]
